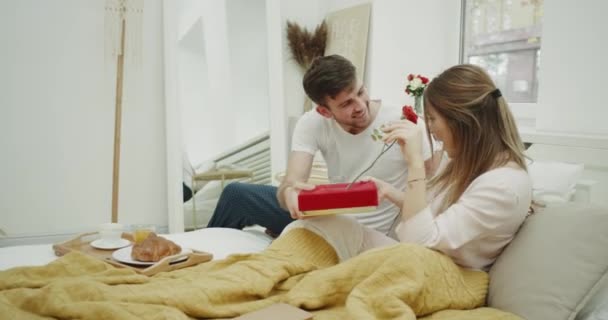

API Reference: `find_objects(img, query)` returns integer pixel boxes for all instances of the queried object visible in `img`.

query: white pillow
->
[527,160,584,205]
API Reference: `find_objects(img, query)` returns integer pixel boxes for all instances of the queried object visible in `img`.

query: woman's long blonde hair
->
[424,64,527,211]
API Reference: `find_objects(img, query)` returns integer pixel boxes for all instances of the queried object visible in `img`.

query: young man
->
[207,55,431,236]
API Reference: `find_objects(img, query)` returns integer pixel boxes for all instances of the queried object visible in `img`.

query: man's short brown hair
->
[302,55,357,106]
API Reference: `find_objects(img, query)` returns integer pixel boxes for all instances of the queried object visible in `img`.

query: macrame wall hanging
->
[104,0,144,223]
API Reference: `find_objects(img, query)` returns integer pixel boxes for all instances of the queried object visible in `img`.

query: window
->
[462,0,544,104]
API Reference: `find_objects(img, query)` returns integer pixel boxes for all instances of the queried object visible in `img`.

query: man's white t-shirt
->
[291,102,431,234]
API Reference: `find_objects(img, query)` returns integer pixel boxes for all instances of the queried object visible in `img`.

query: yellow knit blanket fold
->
[0,229,521,320]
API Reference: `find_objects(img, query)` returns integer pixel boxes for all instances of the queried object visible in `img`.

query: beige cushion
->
[488,204,608,320]
[576,273,608,320]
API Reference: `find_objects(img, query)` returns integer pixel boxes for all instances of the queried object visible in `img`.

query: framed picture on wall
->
[325,3,371,81]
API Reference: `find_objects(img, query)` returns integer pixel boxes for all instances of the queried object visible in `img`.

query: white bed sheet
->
[0,227,272,271]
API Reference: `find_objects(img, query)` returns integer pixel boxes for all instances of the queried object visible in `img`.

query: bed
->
[1,141,607,319]
[0,227,272,271]
[1,204,607,320]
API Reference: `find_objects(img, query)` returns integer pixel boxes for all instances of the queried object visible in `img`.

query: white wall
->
[536,0,608,136]
[119,0,167,228]
[177,0,234,167]
[366,0,461,107]
[0,0,167,244]
[518,1,608,206]
[174,0,270,168]
[163,0,272,230]
[227,0,270,142]
[178,17,210,167]
[321,0,372,13]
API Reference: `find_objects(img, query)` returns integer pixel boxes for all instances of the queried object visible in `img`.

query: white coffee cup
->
[98,223,124,245]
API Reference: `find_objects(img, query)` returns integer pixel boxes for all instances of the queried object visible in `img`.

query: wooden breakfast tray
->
[52,232,213,276]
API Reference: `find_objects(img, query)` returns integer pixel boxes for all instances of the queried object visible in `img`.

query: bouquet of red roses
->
[405,74,429,97]
[405,74,429,115]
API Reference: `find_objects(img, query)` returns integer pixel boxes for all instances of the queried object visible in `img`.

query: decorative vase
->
[414,95,423,115]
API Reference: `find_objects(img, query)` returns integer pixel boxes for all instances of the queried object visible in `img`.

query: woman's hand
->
[363,176,404,208]
[382,120,424,168]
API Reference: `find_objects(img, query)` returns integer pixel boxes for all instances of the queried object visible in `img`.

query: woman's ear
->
[316,105,333,119]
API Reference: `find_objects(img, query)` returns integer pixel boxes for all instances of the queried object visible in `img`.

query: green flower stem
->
[346,141,397,189]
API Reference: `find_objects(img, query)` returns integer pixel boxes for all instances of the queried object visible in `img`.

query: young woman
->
[282,64,532,271]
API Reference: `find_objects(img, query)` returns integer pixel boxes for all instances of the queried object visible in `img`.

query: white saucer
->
[90,238,131,250]
[112,246,192,266]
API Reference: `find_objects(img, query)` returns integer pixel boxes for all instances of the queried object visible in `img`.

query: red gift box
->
[298,181,378,216]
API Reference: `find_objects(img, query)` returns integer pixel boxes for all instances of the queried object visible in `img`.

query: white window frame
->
[459,0,538,128]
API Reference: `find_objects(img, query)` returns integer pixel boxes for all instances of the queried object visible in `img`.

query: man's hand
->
[276,151,314,213]
[284,182,316,219]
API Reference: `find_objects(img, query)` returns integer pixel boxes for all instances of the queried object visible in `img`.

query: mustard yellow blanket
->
[0,229,520,319]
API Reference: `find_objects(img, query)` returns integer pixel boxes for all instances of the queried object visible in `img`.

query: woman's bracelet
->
[407,178,426,183]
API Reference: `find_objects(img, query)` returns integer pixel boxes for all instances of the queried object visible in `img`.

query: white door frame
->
[162,0,185,233]
[162,0,287,233]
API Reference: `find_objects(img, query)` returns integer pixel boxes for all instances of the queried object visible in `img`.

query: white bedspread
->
[0,227,272,271]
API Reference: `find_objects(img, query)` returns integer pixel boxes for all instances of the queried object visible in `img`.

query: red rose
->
[405,88,410,94]
[420,76,429,84]
[407,74,414,81]
[401,105,418,124]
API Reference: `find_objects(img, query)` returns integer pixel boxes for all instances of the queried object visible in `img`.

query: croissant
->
[131,232,181,262]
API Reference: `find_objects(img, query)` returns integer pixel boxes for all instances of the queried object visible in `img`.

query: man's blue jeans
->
[206,182,295,235]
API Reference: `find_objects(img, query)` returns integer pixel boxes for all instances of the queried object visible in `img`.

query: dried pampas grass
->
[286,20,327,70]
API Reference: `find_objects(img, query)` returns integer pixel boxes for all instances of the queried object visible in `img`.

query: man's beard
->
[352,101,370,121]
[341,102,370,133]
